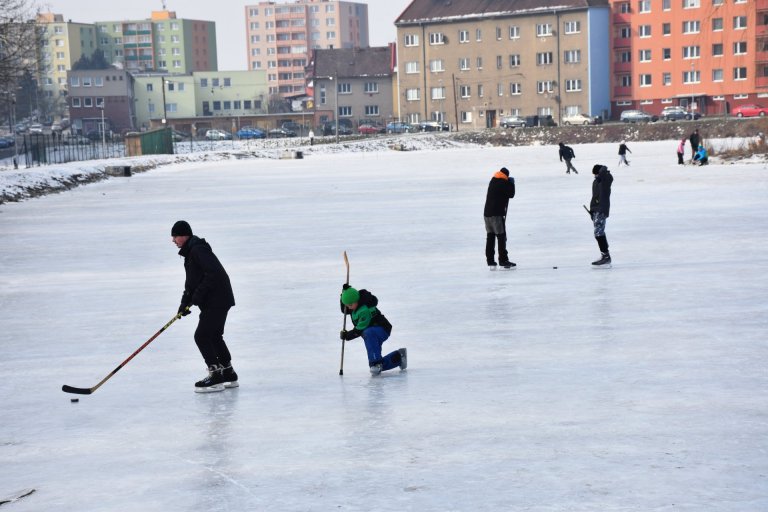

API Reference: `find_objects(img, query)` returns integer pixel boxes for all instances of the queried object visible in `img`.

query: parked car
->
[731,104,768,117]
[281,122,308,136]
[236,127,266,139]
[171,129,191,141]
[418,121,450,132]
[562,113,601,126]
[86,130,112,141]
[205,129,232,140]
[0,137,13,149]
[620,110,657,123]
[321,122,352,136]
[28,123,43,134]
[499,115,526,128]
[386,121,414,134]
[660,106,701,121]
[358,124,385,135]
[268,127,296,138]
[62,134,92,145]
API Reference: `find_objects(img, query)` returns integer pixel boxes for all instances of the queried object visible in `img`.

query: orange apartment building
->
[611,0,768,117]
[244,0,369,97]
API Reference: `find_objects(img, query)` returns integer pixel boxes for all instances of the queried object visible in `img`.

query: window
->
[619,50,631,62]
[429,59,445,72]
[459,58,470,70]
[460,85,471,98]
[663,72,672,85]
[406,88,420,101]
[639,74,652,86]
[496,27,502,40]
[459,30,469,43]
[405,61,419,74]
[509,54,521,67]
[621,75,632,87]
[431,87,446,100]
[223,78,231,87]
[639,25,651,37]
[683,46,700,59]
[95,77,103,87]
[712,69,723,81]
[564,50,581,63]
[733,42,747,55]
[733,67,747,80]
[497,83,504,96]
[461,111,472,123]
[638,1,651,13]
[476,29,482,41]
[496,55,503,69]
[510,83,521,95]
[536,24,553,37]
[537,52,553,65]
[663,0,671,9]
[682,0,699,7]
[338,82,351,94]
[537,81,554,93]
[72,97,81,107]
[213,101,221,111]
[364,82,379,93]
[639,49,651,62]
[683,70,700,83]
[84,97,93,107]
[478,84,484,97]
[733,16,747,30]
[564,21,580,34]
[364,105,379,116]
[712,43,723,56]
[663,48,671,60]
[70,77,80,87]
[565,79,582,91]
[712,18,723,31]
[509,26,520,39]
[338,106,352,117]
[429,32,445,45]
[476,57,483,69]
[683,21,700,33]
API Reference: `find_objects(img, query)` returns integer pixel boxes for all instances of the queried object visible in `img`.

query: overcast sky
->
[40,0,413,70]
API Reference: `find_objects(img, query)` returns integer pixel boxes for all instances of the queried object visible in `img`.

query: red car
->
[732,104,768,117]
[358,124,385,135]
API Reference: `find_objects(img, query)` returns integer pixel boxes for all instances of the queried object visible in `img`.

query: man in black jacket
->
[172,220,237,392]
[483,167,516,268]
[588,165,614,266]
[559,142,578,174]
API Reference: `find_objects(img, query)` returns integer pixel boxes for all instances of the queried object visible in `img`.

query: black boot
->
[194,364,225,393]
[497,234,515,268]
[220,364,239,388]
[486,233,497,266]
[592,252,612,266]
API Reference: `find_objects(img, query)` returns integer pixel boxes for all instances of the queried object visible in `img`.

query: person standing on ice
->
[588,165,613,267]
[339,285,405,375]
[558,142,578,174]
[172,220,238,392]
[617,141,631,166]
[677,138,686,165]
[689,129,701,161]
[483,167,516,269]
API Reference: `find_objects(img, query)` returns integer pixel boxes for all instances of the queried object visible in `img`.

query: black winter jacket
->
[484,172,515,217]
[339,289,392,339]
[590,167,613,217]
[559,145,575,161]
[179,236,235,310]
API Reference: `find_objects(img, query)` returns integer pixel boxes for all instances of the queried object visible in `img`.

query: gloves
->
[178,303,191,316]
[342,283,350,290]
[340,329,349,340]
[340,329,357,341]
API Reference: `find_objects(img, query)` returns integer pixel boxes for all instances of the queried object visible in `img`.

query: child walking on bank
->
[340,284,406,375]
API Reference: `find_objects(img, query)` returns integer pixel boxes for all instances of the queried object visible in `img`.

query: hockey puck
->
[553,266,558,269]
[70,398,79,403]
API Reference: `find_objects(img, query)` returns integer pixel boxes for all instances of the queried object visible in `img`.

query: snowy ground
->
[1,139,767,511]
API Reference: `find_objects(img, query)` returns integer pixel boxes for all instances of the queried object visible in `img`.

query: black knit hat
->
[171,220,192,237]
[592,164,607,175]
[499,167,510,176]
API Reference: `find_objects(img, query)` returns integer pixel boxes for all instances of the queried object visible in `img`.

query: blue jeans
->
[362,326,400,371]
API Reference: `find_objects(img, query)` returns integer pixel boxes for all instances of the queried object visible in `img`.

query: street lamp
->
[161,77,168,126]
[331,74,339,143]
[99,104,106,146]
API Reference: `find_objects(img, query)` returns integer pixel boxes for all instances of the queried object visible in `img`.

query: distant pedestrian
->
[483,167,516,269]
[309,129,315,146]
[677,138,686,165]
[693,145,709,166]
[618,141,631,166]
[689,129,700,159]
[558,142,578,174]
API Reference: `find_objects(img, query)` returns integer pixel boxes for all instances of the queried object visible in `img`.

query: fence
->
[19,133,127,168]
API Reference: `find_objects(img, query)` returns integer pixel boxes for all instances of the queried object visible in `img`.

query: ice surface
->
[1,140,767,511]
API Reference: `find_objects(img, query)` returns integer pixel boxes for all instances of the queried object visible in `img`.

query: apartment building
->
[244,0,370,97]
[67,69,135,134]
[96,11,217,74]
[395,0,611,129]
[306,46,396,127]
[611,0,763,117]
[37,13,100,118]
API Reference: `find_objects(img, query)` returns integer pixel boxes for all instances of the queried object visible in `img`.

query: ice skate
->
[398,348,407,370]
[369,363,382,376]
[220,364,239,388]
[591,252,612,268]
[499,260,516,270]
[194,364,226,393]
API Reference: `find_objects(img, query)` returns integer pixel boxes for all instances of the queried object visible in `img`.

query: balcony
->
[757,24,768,37]
[613,12,631,24]
[613,86,632,97]
[757,50,768,63]
[613,61,631,72]
[756,76,768,89]
[613,37,631,49]
[757,0,768,11]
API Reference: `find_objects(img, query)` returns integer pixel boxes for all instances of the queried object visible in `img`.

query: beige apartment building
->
[395,0,611,129]
[244,0,370,97]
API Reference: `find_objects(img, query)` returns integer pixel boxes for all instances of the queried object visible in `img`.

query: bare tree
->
[0,0,43,123]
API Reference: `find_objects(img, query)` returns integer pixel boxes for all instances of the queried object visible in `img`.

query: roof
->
[396,0,609,25]
[309,46,394,80]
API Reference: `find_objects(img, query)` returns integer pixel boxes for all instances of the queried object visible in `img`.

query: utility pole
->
[161,77,168,127]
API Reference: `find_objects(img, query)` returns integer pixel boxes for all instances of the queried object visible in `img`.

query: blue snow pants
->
[361,325,400,371]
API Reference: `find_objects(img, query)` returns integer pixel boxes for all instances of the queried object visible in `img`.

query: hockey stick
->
[339,251,350,376]
[62,310,186,395]
[583,204,592,218]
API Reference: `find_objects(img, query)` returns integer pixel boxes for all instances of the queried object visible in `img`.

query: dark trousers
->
[194,307,232,367]
[564,158,578,173]
[677,152,684,165]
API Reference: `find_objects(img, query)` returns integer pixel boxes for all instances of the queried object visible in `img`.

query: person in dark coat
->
[689,129,700,160]
[483,167,516,268]
[618,141,632,166]
[559,142,578,174]
[588,165,614,266]
[340,285,405,375]
[172,220,238,392]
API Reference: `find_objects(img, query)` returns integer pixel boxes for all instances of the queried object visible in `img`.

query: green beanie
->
[341,287,360,305]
